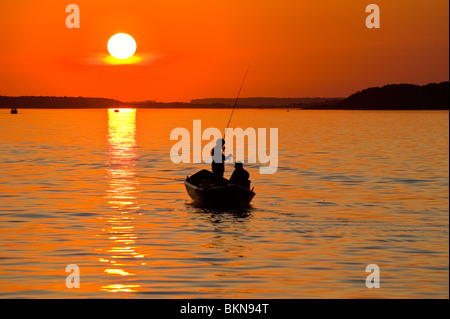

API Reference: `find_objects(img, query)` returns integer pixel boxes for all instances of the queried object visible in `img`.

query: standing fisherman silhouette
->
[211,138,232,185]
[210,67,248,186]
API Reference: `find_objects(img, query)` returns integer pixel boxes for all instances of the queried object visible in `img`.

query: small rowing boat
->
[184,170,255,208]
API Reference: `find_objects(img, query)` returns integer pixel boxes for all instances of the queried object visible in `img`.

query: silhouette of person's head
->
[235,162,244,170]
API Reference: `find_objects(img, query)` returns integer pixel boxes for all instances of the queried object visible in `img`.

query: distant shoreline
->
[1,106,449,110]
[2,107,448,111]
[1,81,448,110]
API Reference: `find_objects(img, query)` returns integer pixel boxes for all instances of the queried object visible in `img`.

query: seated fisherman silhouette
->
[211,138,232,185]
[229,162,251,189]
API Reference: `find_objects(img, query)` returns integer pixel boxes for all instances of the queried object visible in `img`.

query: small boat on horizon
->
[114,109,120,112]
[11,108,18,114]
[184,170,255,208]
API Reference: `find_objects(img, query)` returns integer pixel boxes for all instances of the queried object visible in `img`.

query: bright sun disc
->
[107,33,137,59]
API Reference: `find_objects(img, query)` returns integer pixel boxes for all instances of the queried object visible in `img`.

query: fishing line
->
[138,176,186,182]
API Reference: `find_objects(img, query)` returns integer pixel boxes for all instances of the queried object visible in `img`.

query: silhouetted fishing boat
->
[184,68,255,208]
[184,170,255,208]
[11,108,18,114]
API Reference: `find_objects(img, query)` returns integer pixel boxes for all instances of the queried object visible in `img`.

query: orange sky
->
[0,0,448,102]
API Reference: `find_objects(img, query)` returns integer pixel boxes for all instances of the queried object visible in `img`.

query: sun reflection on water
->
[100,109,143,293]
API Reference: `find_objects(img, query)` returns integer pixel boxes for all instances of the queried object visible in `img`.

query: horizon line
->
[1,80,448,103]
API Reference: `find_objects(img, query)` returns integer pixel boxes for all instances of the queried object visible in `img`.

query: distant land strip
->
[1,82,448,110]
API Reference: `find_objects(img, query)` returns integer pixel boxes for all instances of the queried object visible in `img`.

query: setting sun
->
[107,33,137,60]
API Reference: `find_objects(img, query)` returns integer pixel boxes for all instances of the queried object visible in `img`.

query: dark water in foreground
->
[0,109,448,298]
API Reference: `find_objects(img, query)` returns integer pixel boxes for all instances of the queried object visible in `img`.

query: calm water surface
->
[0,109,448,298]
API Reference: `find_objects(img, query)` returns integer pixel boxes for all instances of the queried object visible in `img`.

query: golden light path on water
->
[100,109,144,293]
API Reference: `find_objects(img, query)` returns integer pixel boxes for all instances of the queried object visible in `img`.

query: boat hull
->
[184,181,255,208]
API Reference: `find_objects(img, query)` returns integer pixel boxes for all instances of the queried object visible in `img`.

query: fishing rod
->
[141,69,250,183]
[224,66,249,138]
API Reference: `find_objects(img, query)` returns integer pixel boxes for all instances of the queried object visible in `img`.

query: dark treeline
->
[131,99,343,109]
[1,82,448,109]
[0,96,122,109]
[304,82,449,110]
[191,97,343,107]
[0,96,343,109]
